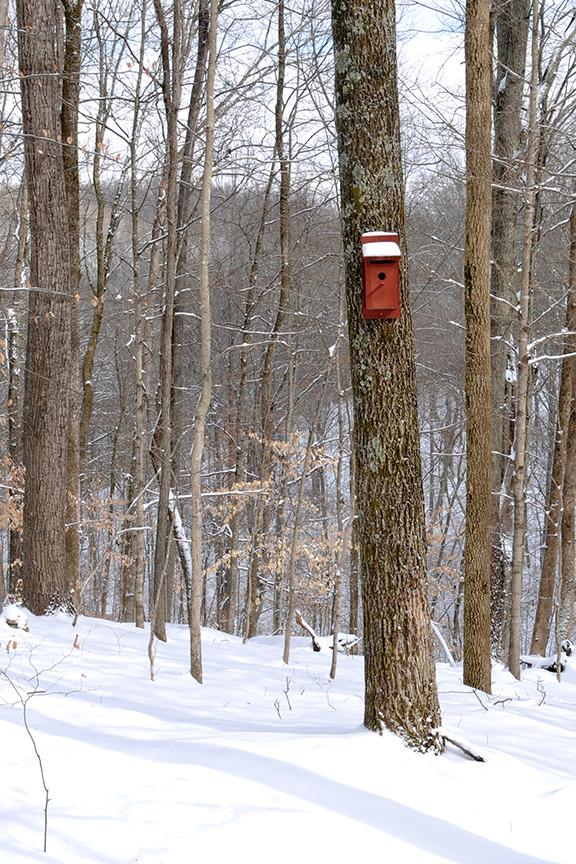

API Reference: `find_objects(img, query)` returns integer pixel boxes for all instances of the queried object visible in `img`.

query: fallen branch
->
[441,732,486,762]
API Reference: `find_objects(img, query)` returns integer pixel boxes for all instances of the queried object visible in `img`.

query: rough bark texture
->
[61,0,83,610]
[17,0,72,613]
[463,0,493,694]
[490,0,530,645]
[331,0,442,751]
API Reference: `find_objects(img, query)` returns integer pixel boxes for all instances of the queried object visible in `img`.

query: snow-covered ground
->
[1,613,574,864]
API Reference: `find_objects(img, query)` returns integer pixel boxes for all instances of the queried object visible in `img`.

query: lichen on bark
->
[331,0,443,752]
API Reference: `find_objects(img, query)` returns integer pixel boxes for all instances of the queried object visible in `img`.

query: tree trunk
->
[188,0,219,681]
[490,0,530,647]
[17,0,72,613]
[330,336,347,680]
[283,372,328,665]
[331,0,442,751]
[7,184,27,595]
[61,0,83,613]
[246,0,292,639]
[535,201,576,649]
[129,0,149,630]
[151,0,183,642]
[560,383,576,643]
[508,0,539,678]
[463,0,493,694]
[530,303,575,650]
[171,0,210,625]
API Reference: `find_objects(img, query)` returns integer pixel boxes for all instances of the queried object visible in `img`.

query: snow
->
[361,231,397,238]
[3,603,29,631]
[2,613,575,864]
[361,241,401,258]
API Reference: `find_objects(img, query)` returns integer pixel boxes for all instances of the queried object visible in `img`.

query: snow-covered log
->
[520,640,573,674]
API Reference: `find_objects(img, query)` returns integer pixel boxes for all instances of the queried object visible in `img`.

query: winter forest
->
[2,0,576,860]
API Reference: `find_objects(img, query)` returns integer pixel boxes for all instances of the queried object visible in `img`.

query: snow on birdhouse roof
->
[361,241,401,258]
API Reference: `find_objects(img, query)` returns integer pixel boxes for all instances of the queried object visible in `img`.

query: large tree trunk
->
[61,1,83,613]
[331,0,442,751]
[490,0,531,646]
[17,0,72,613]
[463,0,493,694]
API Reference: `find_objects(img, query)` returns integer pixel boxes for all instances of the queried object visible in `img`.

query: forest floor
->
[0,612,574,864]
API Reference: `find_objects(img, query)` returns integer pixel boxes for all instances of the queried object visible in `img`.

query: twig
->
[442,733,486,762]
[493,697,513,708]
[0,669,50,851]
[471,689,489,711]
[283,677,292,710]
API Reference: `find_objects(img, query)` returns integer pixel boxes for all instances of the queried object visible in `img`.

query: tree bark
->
[188,0,219,681]
[331,0,442,751]
[490,0,530,646]
[17,0,72,614]
[60,0,83,613]
[151,0,183,642]
[463,0,493,694]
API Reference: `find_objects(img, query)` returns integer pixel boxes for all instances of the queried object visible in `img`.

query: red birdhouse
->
[360,231,401,319]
